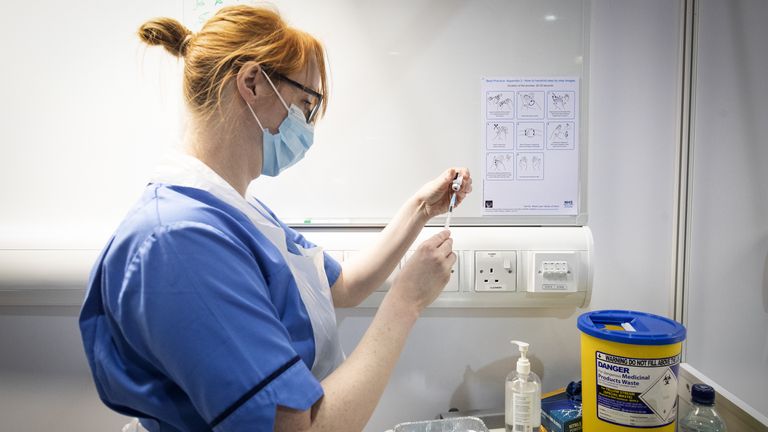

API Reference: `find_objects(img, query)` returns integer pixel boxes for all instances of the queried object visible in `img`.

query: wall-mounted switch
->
[528,251,579,293]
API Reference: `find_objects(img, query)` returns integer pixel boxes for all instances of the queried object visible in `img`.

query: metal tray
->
[392,416,490,432]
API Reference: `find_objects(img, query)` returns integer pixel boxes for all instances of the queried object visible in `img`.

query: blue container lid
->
[577,310,686,346]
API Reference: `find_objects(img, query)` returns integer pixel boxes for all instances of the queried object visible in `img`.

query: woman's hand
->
[388,230,455,314]
[413,168,473,219]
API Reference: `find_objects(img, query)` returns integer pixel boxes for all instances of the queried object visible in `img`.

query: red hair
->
[138,5,327,118]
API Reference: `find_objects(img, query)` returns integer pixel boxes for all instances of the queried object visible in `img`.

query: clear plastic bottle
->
[679,384,727,432]
[505,341,541,432]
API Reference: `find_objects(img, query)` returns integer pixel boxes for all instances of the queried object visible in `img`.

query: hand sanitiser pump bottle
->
[506,341,541,432]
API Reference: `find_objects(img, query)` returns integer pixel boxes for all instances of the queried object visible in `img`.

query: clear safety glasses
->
[271,72,324,124]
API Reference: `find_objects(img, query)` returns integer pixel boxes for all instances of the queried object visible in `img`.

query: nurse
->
[79,5,472,432]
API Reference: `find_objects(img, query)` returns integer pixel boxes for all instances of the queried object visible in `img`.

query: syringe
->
[444,173,463,229]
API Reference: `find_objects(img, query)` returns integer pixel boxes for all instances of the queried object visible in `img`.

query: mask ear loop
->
[245,102,266,131]
[261,68,290,112]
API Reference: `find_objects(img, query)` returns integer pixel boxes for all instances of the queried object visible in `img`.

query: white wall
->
[684,0,768,417]
[584,0,681,316]
[0,0,183,247]
[0,1,684,431]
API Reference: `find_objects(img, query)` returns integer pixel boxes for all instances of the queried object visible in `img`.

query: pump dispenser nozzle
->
[511,340,531,375]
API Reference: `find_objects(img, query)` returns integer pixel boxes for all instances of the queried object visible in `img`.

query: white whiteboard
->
[0,0,589,251]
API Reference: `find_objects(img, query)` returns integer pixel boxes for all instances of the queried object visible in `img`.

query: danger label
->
[595,351,680,427]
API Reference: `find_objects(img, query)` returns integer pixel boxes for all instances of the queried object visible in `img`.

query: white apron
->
[150,152,345,380]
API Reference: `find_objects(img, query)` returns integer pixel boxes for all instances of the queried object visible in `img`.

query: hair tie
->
[180,34,193,55]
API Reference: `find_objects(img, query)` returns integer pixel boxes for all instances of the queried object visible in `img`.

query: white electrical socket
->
[445,255,460,292]
[474,251,517,292]
[404,250,459,292]
[527,251,580,293]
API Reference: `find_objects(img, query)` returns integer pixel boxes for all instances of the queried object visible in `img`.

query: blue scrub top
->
[79,184,342,432]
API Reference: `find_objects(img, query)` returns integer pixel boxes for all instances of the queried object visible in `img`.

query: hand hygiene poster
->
[481,77,580,216]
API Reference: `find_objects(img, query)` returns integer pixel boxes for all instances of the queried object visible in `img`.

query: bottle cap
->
[510,340,530,375]
[451,174,463,191]
[691,384,715,405]
[566,380,582,404]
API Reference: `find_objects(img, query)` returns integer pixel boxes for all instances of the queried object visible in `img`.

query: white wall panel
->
[685,0,768,418]
[585,0,681,317]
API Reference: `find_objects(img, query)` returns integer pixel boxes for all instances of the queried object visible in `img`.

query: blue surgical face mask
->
[246,70,315,177]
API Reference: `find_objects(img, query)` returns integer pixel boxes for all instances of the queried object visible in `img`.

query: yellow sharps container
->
[577,310,686,432]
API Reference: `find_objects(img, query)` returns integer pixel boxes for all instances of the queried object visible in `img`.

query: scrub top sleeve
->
[125,222,323,430]
[321,250,342,288]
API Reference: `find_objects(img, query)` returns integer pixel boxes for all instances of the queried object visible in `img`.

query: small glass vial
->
[679,384,727,432]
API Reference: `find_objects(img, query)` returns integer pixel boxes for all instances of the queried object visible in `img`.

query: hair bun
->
[138,17,192,57]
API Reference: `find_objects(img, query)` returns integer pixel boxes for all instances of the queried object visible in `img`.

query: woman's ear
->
[236,61,262,105]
